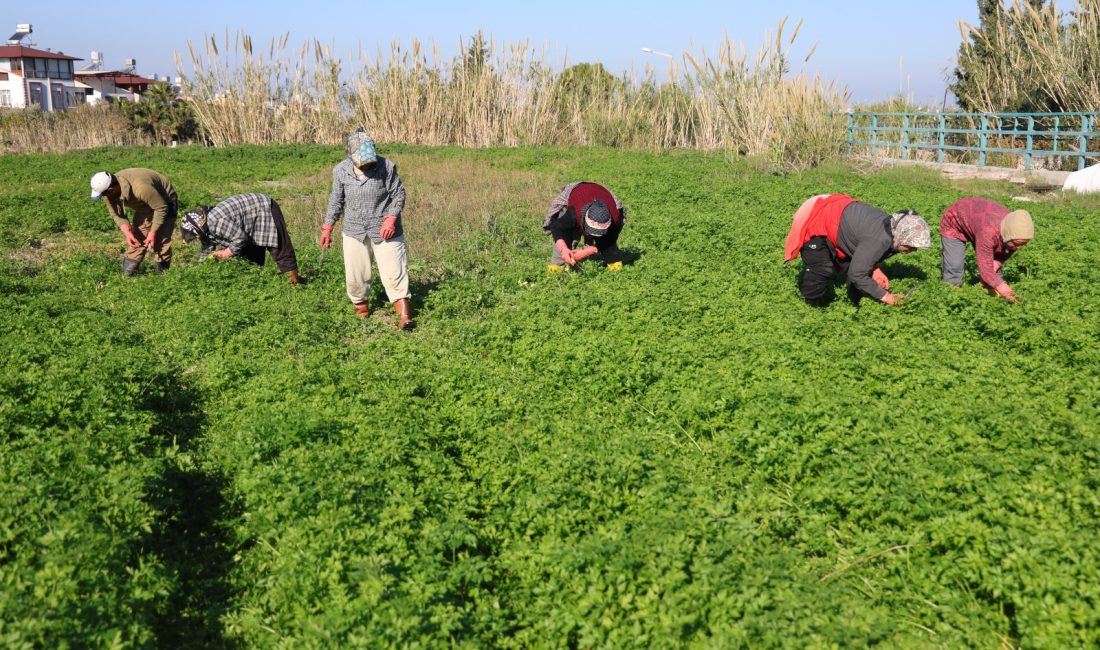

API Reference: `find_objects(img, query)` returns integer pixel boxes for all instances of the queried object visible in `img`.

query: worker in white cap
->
[90,168,178,275]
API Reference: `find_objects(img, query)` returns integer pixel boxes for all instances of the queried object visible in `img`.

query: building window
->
[24,58,48,79]
[47,58,59,77]
[0,90,11,107]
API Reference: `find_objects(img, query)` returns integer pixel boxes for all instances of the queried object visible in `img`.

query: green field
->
[1,145,1097,648]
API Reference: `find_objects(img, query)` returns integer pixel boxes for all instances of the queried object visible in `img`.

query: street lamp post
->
[641,47,673,59]
[641,47,676,81]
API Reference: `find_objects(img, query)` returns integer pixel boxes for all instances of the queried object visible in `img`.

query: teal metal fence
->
[846,112,1100,170]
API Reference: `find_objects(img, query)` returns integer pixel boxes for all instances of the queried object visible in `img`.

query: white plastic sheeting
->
[1063,163,1100,194]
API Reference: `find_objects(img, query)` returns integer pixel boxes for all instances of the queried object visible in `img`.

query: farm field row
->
[1,145,1097,647]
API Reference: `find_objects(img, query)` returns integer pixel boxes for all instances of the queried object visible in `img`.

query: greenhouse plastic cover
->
[1063,163,1100,194]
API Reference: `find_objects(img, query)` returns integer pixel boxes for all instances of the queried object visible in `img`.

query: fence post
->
[902,114,910,160]
[1025,116,1034,170]
[938,113,946,163]
[1080,114,1091,171]
[979,115,988,166]
[1053,115,1060,158]
[847,112,853,157]
[871,115,878,157]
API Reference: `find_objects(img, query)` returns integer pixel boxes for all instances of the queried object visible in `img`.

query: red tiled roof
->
[0,45,82,61]
[76,71,156,85]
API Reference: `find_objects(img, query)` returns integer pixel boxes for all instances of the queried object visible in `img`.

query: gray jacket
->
[325,157,406,244]
[835,202,894,300]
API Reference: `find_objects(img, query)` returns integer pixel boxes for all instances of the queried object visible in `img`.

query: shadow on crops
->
[141,372,240,649]
[409,277,443,316]
[619,246,645,266]
[881,260,928,281]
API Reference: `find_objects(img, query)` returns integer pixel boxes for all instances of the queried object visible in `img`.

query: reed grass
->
[955,0,1100,112]
[178,22,848,169]
[0,104,150,153]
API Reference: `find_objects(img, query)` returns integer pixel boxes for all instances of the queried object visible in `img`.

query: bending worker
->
[784,194,931,306]
[180,193,300,285]
[940,197,1033,303]
[90,168,178,275]
[543,181,626,272]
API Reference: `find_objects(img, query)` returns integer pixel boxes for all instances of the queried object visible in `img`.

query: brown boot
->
[287,270,301,286]
[353,301,370,318]
[394,298,415,330]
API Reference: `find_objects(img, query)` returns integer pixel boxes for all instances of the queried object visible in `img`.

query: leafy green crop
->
[0,145,1097,648]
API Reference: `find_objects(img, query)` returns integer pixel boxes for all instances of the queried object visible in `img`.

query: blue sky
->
[3,1,982,105]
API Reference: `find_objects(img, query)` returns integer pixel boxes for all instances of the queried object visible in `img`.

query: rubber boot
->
[122,258,141,276]
[353,301,370,318]
[394,298,415,331]
[286,270,301,286]
[155,261,171,274]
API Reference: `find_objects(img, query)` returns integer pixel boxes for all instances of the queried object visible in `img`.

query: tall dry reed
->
[176,30,347,147]
[177,22,849,169]
[956,0,1100,112]
[683,18,848,166]
[0,105,150,153]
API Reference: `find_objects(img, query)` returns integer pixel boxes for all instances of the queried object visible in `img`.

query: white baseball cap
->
[90,171,113,200]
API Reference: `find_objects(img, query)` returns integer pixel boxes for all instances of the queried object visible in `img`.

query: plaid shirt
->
[324,157,406,244]
[206,193,279,255]
[941,197,1014,289]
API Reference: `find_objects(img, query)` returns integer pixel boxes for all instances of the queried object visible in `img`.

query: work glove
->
[994,282,1019,303]
[143,230,157,249]
[213,248,234,260]
[881,292,904,306]
[320,224,333,249]
[607,261,623,271]
[573,245,600,263]
[379,215,398,240]
[120,224,141,248]
[871,267,890,290]
[555,239,576,266]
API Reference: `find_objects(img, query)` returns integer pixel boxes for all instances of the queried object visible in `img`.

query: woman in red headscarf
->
[543,182,627,272]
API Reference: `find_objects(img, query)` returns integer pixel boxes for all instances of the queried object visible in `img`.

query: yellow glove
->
[606,261,623,271]
[547,263,564,273]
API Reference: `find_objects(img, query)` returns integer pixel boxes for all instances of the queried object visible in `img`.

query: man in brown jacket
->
[91,168,178,275]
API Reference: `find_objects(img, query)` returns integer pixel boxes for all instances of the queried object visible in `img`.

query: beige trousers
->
[342,234,410,304]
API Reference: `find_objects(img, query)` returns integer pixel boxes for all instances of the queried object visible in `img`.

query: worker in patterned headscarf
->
[784,194,930,307]
[180,193,300,285]
[321,128,413,330]
[543,181,627,272]
[940,198,1033,303]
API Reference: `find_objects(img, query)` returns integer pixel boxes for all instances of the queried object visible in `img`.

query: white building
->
[75,53,156,105]
[0,24,84,111]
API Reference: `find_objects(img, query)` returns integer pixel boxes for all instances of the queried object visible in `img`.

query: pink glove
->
[379,215,397,240]
[555,239,576,266]
[871,267,889,290]
[320,224,333,249]
[574,245,599,262]
[120,224,140,247]
[213,248,234,259]
[994,282,1019,303]
[143,230,157,249]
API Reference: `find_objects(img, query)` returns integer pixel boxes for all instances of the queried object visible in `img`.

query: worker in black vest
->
[542,181,626,271]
